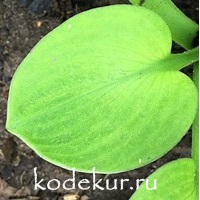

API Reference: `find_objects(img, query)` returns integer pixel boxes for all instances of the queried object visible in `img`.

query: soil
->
[0,0,198,200]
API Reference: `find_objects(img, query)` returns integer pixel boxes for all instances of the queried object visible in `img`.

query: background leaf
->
[130,159,197,200]
[6,5,198,173]
[129,0,198,50]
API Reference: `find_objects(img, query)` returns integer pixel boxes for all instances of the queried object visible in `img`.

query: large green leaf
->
[130,159,197,200]
[6,5,198,173]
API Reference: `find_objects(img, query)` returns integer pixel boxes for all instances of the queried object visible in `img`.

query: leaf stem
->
[129,0,198,50]
[192,62,199,199]
[163,47,199,71]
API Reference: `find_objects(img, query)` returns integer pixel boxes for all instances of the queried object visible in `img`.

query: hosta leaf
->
[130,159,197,200]
[6,5,198,173]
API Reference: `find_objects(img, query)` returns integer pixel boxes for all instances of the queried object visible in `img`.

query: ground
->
[0,0,198,200]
